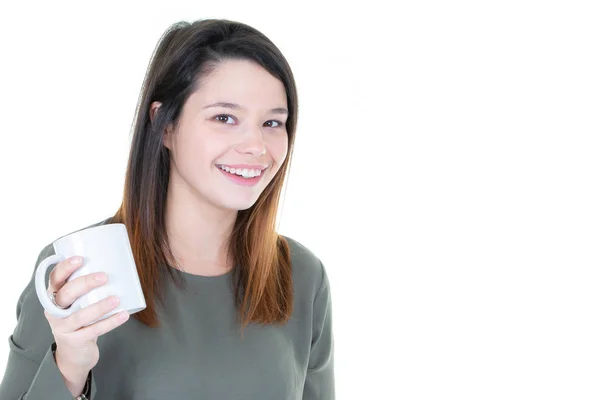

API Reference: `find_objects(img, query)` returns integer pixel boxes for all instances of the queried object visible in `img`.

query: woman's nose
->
[236,127,267,156]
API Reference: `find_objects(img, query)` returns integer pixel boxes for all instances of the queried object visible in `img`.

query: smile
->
[216,165,266,187]
[217,165,264,178]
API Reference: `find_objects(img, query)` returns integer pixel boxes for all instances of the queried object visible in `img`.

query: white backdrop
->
[0,1,599,399]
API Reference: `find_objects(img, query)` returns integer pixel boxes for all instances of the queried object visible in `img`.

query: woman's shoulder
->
[43,217,112,244]
[280,235,328,297]
[36,217,115,264]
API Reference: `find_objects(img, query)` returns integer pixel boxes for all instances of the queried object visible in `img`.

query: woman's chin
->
[217,198,260,212]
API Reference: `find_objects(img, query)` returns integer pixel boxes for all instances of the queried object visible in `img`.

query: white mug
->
[34,223,146,325]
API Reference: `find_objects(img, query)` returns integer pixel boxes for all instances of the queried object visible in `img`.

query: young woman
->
[0,19,334,399]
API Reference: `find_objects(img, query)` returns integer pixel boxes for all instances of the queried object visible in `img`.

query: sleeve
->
[302,262,335,400]
[0,245,98,400]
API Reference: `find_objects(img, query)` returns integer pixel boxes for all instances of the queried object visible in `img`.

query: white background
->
[0,1,599,399]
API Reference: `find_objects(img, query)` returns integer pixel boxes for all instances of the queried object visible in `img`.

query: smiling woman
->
[155,59,290,210]
[0,18,334,400]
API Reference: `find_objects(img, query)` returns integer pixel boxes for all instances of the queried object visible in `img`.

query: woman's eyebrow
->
[203,102,288,115]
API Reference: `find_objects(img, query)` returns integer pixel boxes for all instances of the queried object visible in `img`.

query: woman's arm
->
[302,262,335,399]
[0,246,97,400]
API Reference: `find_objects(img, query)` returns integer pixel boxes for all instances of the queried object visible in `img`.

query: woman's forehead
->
[194,60,287,105]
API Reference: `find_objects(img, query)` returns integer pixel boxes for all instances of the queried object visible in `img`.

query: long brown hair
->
[111,19,298,331]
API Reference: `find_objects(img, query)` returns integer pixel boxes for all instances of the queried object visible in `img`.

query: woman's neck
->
[164,185,237,276]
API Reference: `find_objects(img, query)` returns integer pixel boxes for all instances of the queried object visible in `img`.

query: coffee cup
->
[34,223,146,325]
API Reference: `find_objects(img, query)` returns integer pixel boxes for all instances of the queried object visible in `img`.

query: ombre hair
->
[110,19,297,330]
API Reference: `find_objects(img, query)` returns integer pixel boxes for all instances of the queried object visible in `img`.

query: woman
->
[0,19,334,399]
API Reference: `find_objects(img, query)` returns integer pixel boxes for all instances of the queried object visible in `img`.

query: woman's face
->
[155,59,289,212]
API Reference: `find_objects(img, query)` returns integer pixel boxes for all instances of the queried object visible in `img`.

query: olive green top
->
[0,219,335,399]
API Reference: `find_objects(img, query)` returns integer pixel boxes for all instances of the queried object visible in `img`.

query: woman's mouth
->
[216,164,266,186]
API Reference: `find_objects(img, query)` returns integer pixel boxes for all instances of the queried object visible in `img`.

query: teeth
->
[218,165,262,178]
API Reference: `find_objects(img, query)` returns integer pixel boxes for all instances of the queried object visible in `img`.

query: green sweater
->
[0,219,335,399]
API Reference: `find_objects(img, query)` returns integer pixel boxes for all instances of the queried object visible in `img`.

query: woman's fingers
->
[57,295,122,334]
[53,271,108,308]
[48,256,84,294]
[71,309,130,342]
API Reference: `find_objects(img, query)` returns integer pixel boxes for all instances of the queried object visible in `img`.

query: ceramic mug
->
[34,223,146,325]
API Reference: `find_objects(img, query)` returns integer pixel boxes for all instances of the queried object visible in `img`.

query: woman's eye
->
[214,114,235,124]
[214,115,283,128]
[264,120,283,128]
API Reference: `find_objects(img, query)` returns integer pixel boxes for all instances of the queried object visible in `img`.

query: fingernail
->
[109,296,120,306]
[119,311,129,321]
[70,256,82,265]
[95,273,107,282]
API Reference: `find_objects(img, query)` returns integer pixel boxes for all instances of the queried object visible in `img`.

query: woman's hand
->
[43,256,130,396]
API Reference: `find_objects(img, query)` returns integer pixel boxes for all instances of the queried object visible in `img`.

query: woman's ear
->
[149,101,161,124]
[150,101,174,149]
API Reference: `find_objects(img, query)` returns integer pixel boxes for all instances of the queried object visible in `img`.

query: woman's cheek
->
[273,136,289,165]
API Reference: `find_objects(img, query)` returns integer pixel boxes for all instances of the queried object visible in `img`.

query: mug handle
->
[35,254,77,318]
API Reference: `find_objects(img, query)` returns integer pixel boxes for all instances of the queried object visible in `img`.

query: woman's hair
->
[111,19,297,330]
